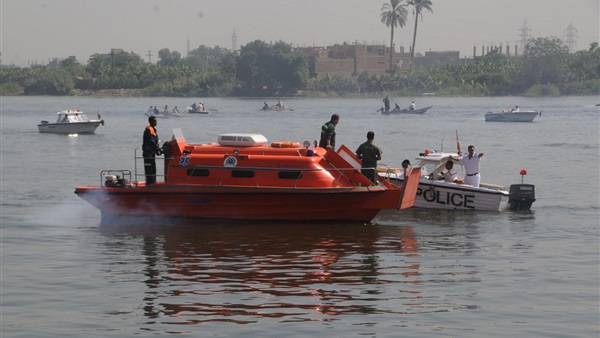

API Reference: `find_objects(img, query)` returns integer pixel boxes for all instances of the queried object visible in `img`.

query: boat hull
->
[75,185,403,223]
[38,121,102,134]
[485,111,539,122]
[382,106,432,114]
[382,177,509,211]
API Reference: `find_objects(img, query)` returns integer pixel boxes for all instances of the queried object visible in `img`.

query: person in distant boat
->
[276,100,283,108]
[163,105,169,114]
[356,131,382,184]
[263,102,269,109]
[319,114,340,149]
[172,106,180,114]
[153,106,160,115]
[394,103,400,110]
[147,106,153,115]
[383,97,390,112]
[511,105,520,112]
[142,116,161,185]
[409,101,416,110]
[441,160,464,184]
[191,102,197,110]
[456,145,484,188]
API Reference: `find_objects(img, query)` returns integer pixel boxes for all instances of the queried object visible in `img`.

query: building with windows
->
[299,43,412,78]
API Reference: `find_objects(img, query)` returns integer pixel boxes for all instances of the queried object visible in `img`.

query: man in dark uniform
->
[142,116,161,185]
[319,114,339,149]
[355,131,382,184]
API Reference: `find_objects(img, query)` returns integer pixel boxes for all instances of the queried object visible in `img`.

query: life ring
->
[271,142,300,148]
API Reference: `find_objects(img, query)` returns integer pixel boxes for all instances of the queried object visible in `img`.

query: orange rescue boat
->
[75,128,421,224]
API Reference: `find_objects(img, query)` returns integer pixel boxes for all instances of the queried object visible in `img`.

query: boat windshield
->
[57,113,89,123]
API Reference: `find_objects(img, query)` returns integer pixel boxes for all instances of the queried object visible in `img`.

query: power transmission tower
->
[563,23,578,53]
[232,27,237,51]
[517,19,531,55]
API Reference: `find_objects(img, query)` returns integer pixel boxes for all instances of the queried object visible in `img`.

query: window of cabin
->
[278,171,302,179]
[187,168,210,177]
[231,170,255,178]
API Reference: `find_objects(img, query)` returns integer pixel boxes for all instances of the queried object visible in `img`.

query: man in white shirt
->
[458,145,484,187]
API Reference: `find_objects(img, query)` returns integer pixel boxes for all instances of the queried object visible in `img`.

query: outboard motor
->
[508,184,536,211]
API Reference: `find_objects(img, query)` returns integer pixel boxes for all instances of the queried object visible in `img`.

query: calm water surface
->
[1,96,599,337]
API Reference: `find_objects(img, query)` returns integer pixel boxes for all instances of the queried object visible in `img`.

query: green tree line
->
[1,37,598,97]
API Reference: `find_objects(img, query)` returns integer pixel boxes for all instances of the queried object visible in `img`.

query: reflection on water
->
[99,221,424,325]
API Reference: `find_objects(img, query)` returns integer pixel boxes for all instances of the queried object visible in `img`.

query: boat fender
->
[101,119,105,126]
[161,140,171,158]
[401,159,411,169]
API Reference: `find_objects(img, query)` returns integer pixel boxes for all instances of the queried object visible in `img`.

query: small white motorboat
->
[485,110,540,122]
[38,110,104,134]
[378,151,535,211]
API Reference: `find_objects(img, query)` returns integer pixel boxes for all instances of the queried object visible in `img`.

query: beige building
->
[300,44,413,78]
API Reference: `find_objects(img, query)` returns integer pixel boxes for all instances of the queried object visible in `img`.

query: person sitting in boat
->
[409,101,416,110]
[263,102,269,109]
[153,106,160,115]
[394,103,400,110]
[172,106,180,114]
[147,106,153,115]
[191,102,197,110]
[441,160,464,184]
[510,105,520,112]
[276,100,283,108]
[163,105,169,114]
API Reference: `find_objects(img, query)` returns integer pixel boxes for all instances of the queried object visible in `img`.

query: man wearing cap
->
[356,131,382,184]
[457,145,484,187]
[319,114,339,149]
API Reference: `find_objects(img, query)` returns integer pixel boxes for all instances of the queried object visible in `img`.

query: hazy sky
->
[2,0,598,66]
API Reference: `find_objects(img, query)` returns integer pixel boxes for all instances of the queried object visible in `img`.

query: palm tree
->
[381,0,408,73]
[407,0,433,57]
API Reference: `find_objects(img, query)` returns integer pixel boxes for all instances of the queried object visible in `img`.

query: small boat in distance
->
[380,105,432,115]
[261,101,293,111]
[485,109,540,122]
[378,150,535,211]
[187,106,209,114]
[75,129,422,224]
[38,110,104,134]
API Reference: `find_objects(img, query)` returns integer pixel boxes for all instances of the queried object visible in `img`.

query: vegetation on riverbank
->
[1,37,598,98]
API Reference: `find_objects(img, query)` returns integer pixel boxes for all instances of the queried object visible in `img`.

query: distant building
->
[298,43,412,78]
[413,51,462,67]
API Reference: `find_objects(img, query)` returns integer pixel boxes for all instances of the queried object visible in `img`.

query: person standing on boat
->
[457,145,484,187]
[383,97,390,112]
[143,116,161,185]
[319,114,339,149]
[356,131,382,184]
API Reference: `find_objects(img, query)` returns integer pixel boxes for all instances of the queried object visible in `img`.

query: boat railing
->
[134,148,170,184]
[183,165,328,188]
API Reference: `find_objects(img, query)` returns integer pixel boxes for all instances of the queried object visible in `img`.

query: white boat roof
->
[218,133,268,147]
[415,151,458,164]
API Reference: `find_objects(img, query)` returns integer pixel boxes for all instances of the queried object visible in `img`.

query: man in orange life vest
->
[142,116,161,185]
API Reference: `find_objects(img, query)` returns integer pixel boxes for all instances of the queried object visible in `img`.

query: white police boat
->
[38,110,104,134]
[378,151,535,211]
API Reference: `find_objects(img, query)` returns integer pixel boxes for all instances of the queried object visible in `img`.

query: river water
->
[1,95,599,337]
